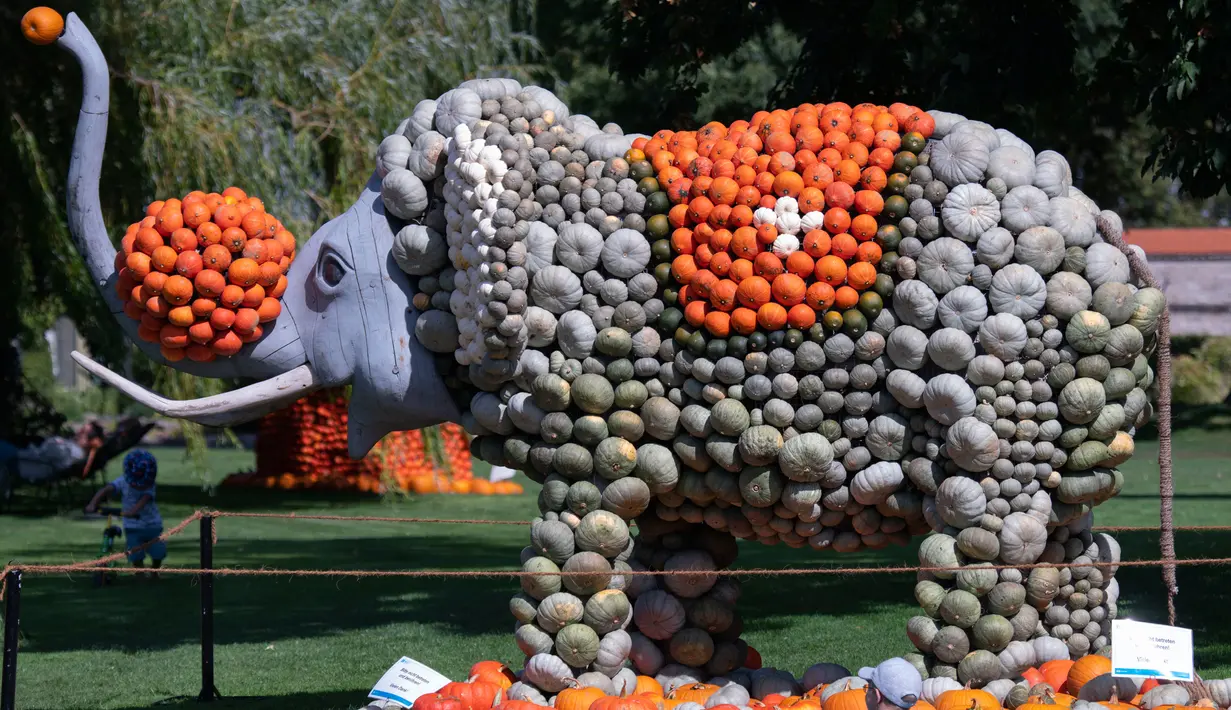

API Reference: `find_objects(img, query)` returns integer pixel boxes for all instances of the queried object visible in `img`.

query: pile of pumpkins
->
[115,187,296,362]
[362,656,1231,710]
[373,78,1165,685]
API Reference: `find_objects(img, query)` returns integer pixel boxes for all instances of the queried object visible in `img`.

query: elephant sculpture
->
[29,7,1170,695]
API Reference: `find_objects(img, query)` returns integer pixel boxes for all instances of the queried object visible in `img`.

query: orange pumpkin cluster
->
[408,652,1165,710]
[639,102,935,337]
[116,187,295,362]
[226,390,522,495]
[1019,655,1159,709]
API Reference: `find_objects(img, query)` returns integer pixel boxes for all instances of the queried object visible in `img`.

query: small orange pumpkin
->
[21,7,64,45]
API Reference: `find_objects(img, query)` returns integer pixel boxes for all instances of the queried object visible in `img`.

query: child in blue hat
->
[86,449,166,578]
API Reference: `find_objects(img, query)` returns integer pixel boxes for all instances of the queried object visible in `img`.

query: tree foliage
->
[541,0,1231,207]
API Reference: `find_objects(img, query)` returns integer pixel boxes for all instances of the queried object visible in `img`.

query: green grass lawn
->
[0,429,1229,710]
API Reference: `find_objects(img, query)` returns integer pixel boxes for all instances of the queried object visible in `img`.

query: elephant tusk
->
[70,351,323,428]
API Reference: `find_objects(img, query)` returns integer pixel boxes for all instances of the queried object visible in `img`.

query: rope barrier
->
[203,511,530,526]
[1100,214,1177,624]
[1,555,1229,591]
[3,510,1219,602]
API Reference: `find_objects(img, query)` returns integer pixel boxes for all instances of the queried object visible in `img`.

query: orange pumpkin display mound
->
[649,101,925,339]
[116,187,296,360]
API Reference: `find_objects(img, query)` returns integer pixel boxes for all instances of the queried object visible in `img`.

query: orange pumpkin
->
[1067,656,1111,695]
[822,687,869,710]
[704,311,731,337]
[834,285,860,310]
[731,307,758,335]
[757,302,788,330]
[935,687,1000,710]
[21,7,65,45]
[787,303,817,329]
[815,255,847,286]
[669,684,720,705]
[736,276,772,309]
[555,686,607,710]
[802,230,832,257]
[771,273,807,306]
[1039,660,1073,692]
[846,262,878,290]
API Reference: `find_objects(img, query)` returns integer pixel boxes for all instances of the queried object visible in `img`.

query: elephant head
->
[44,12,458,457]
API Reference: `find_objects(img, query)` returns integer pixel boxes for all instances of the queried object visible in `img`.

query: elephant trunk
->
[47,12,320,425]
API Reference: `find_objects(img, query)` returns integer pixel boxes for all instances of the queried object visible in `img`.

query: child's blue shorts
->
[124,527,167,563]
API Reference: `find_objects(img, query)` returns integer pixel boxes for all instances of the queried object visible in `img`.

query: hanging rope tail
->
[1096,211,1177,625]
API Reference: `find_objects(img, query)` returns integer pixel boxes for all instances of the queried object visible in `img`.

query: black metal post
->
[198,516,220,701]
[1,569,21,710]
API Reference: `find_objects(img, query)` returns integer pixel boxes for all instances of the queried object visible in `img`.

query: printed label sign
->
[369,656,452,708]
[1111,619,1194,681]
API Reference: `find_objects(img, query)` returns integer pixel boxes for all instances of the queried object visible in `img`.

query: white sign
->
[1111,619,1194,681]
[369,657,452,708]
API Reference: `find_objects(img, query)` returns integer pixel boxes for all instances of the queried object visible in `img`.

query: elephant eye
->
[316,249,349,293]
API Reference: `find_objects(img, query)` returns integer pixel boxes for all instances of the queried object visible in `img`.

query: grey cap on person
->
[858,658,922,709]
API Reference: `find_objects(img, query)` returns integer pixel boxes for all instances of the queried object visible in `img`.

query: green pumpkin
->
[572,373,616,415]
[554,442,595,480]
[538,477,570,513]
[561,551,613,595]
[1026,567,1060,609]
[533,374,572,412]
[555,623,601,667]
[583,589,631,634]
[1128,287,1166,336]
[1103,368,1137,399]
[668,628,715,668]
[956,563,998,596]
[573,416,609,446]
[521,556,563,600]
[1066,311,1112,354]
[1067,441,1110,471]
[986,582,1026,617]
[536,591,585,633]
[1075,354,1111,381]
[971,614,1014,652]
[939,589,982,629]
[738,466,785,508]
[601,476,652,519]
[575,510,631,558]
[907,615,940,653]
[931,625,971,664]
[509,593,539,624]
[566,481,603,516]
[594,437,639,480]
[608,410,646,441]
[614,379,649,410]
[530,519,576,564]
[916,580,948,618]
[957,649,1003,687]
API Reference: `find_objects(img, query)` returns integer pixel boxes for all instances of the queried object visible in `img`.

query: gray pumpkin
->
[918,237,977,294]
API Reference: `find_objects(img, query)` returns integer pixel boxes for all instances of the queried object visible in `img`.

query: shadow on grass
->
[112,690,369,710]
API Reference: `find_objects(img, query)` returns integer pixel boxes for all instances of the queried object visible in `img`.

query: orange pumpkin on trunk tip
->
[21,7,63,45]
